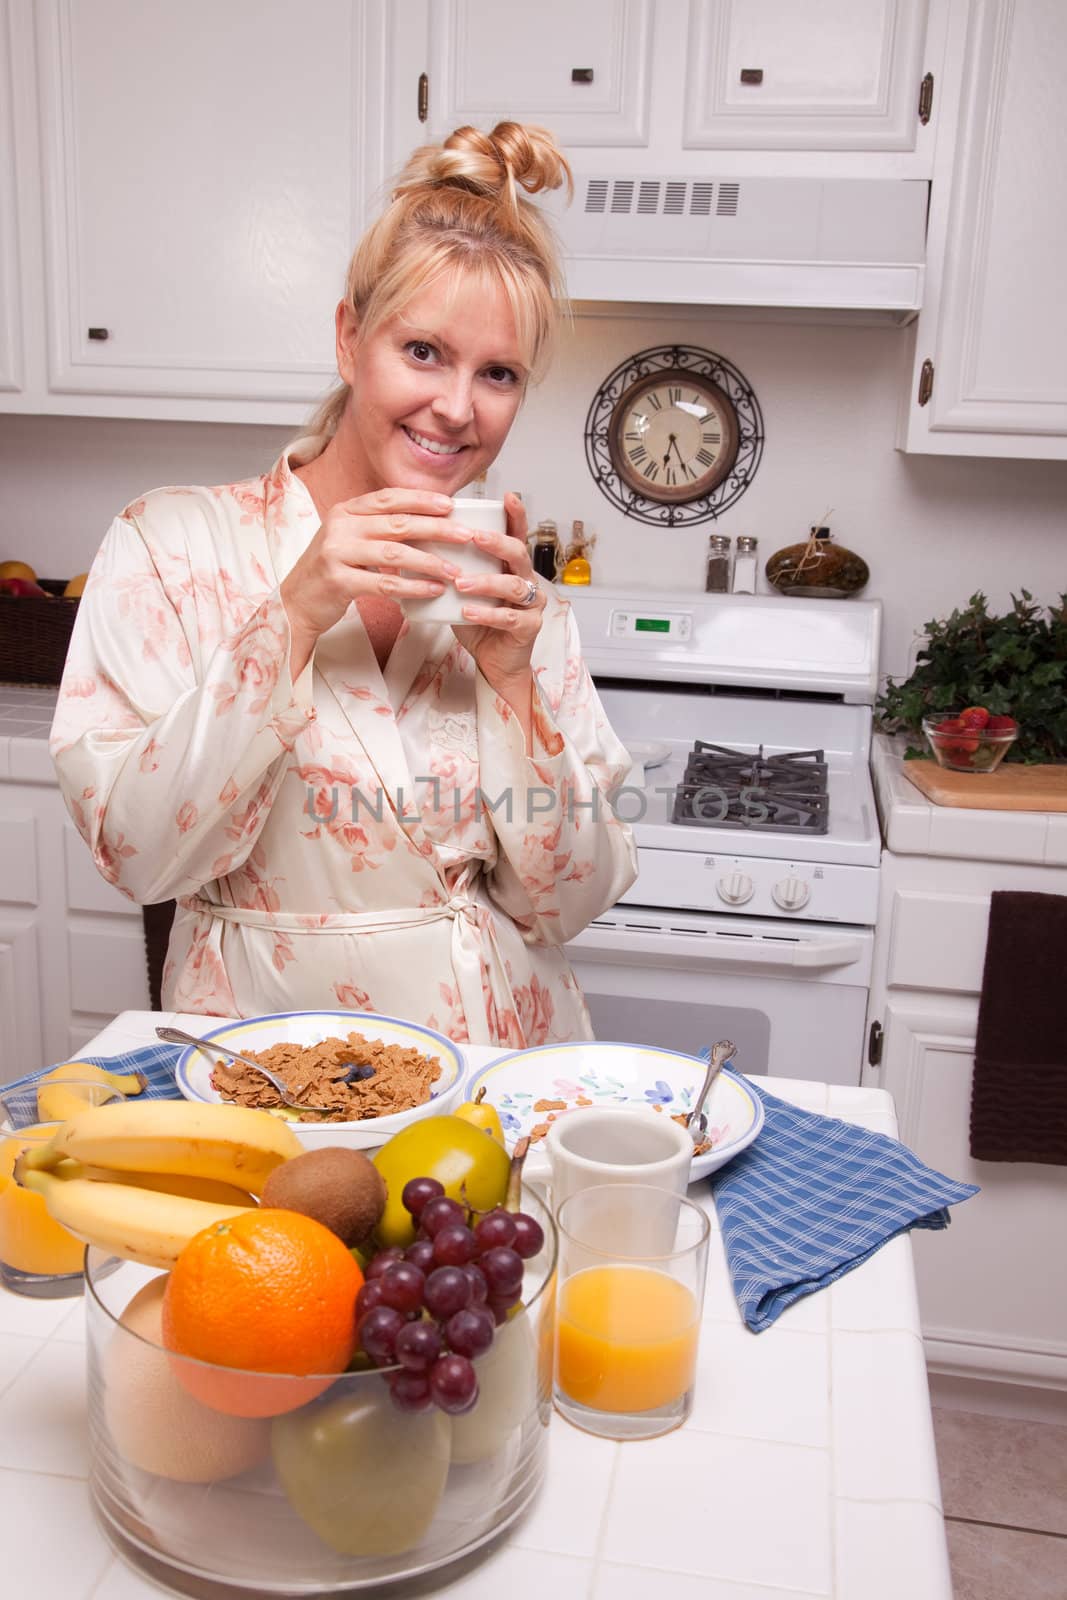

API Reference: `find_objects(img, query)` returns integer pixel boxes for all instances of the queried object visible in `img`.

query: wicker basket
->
[0,579,80,685]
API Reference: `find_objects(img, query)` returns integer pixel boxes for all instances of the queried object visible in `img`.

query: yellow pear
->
[63,573,89,598]
[0,559,38,583]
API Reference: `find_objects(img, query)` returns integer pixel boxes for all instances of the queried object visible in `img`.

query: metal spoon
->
[686,1039,736,1147]
[156,1025,363,1116]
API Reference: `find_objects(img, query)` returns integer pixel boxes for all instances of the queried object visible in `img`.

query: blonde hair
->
[305,122,572,440]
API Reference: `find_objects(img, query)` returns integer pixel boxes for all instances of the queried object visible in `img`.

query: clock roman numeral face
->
[615,379,736,502]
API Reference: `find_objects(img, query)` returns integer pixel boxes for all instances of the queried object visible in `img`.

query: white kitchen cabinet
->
[899,0,1067,457]
[684,0,931,152]
[0,0,24,395]
[865,752,1067,1399]
[0,722,150,1085]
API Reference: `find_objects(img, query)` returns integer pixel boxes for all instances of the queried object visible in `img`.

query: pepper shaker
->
[704,533,731,593]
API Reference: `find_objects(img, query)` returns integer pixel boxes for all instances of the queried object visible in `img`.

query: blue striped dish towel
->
[706,1071,979,1332]
[2,1045,184,1130]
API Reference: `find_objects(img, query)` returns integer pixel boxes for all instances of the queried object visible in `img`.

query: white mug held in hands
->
[402,497,507,625]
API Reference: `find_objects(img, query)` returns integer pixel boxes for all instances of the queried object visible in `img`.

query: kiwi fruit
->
[260,1146,386,1245]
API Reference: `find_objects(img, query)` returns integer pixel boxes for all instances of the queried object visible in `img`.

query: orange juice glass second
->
[554,1184,710,1441]
[0,1082,120,1297]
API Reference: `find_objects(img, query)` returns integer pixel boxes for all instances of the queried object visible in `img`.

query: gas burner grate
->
[671,741,830,834]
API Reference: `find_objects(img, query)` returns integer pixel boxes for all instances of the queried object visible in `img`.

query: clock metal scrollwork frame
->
[584,344,765,529]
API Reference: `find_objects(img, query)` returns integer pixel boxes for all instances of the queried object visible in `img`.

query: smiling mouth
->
[403,426,467,458]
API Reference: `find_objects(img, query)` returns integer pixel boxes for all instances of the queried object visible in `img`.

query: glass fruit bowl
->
[84,1184,556,1598]
[922,711,1018,773]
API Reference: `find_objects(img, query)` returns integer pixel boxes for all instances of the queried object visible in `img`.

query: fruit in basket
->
[14,1098,303,1194]
[260,1146,386,1245]
[13,1161,254,1269]
[36,1060,148,1122]
[62,573,89,598]
[271,1384,450,1557]
[161,1209,363,1418]
[105,1276,270,1482]
[371,1115,510,1248]
[0,559,38,582]
[454,1084,506,1145]
[0,576,49,597]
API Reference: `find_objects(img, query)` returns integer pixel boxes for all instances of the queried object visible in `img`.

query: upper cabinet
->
[899,0,1067,457]
[0,0,24,395]
[683,0,931,152]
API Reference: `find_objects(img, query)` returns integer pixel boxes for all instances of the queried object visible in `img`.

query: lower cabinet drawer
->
[886,890,990,994]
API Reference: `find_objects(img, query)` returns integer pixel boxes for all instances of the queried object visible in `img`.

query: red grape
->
[480,1246,523,1297]
[420,1196,468,1237]
[473,1210,517,1252]
[463,1264,489,1304]
[401,1176,445,1218]
[405,1238,436,1274]
[359,1305,405,1365]
[378,1262,426,1314]
[429,1354,479,1414]
[511,1212,545,1260]
[445,1307,494,1359]
[432,1224,477,1267]
[388,1370,433,1412]
[355,1279,385,1319]
[394,1319,443,1373]
[423,1265,473,1320]
[365,1247,405,1281]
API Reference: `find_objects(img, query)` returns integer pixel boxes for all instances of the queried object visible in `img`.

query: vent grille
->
[717,182,740,216]
[583,177,740,218]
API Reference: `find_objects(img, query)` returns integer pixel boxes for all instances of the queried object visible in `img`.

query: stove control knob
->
[717,871,755,906]
[772,877,811,911]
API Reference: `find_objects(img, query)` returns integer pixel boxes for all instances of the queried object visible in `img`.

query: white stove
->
[563,588,882,1085]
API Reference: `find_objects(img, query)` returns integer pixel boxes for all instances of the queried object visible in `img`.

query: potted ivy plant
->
[876,592,1067,765]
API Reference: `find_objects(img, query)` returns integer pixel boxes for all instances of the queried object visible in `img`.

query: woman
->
[50,122,637,1046]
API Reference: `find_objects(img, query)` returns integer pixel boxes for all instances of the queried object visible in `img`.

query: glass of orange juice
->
[0,1082,121,1297]
[554,1183,711,1441]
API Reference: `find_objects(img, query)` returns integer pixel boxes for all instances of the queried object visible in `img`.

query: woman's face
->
[335,272,529,496]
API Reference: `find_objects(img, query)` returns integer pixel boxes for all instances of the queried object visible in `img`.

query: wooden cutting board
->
[903,759,1067,811]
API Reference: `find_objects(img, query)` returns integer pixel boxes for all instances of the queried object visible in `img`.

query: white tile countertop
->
[872,732,1067,866]
[0,1011,954,1600]
[0,682,59,783]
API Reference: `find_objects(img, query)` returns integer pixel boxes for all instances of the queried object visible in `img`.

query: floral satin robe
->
[50,439,638,1046]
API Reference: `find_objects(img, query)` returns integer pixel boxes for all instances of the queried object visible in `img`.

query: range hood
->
[539,174,928,319]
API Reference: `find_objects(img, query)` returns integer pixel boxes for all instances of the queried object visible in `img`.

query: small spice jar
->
[765,526,870,598]
[529,520,561,581]
[704,534,731,593]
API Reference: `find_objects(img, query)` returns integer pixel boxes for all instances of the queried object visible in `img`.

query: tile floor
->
[932,1408,1067,1599]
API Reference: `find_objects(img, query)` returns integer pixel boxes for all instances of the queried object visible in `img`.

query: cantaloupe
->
[104,1276,271,1482]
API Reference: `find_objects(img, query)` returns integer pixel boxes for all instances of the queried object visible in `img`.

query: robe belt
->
[178,888,518,1046]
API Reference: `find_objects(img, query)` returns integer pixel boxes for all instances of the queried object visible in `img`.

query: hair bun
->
[394,121,572,210]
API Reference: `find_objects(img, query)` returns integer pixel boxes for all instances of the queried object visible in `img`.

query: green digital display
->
[635,618,671,633]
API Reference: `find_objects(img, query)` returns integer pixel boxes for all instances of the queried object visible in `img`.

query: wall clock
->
[584,345,764,529]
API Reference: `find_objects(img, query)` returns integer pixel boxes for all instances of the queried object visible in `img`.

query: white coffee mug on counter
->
[401,497,507,626]
[545,1106,693,1213]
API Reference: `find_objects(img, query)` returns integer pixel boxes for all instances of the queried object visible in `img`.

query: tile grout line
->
[945,1513,1067,1542]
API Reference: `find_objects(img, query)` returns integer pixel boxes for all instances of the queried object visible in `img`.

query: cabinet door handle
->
[739,68,764,85]
[87,327,110,341]
[571,67,594,84]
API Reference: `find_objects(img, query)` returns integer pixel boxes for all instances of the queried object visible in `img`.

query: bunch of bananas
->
[14,1101,304,1269]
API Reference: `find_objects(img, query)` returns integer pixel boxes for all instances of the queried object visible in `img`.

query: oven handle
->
[566,922,867,972]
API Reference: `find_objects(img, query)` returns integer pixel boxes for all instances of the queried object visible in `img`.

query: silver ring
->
[516,577,540,609]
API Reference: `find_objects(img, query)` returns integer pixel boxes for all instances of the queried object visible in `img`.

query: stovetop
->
[671,741,830,835]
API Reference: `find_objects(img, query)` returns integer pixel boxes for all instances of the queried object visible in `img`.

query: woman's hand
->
[451,493,545,721]
[280,488,473,677]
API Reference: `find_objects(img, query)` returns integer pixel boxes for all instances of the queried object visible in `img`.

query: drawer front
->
[886,890,989,994]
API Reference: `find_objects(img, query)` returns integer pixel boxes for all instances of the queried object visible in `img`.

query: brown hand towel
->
[970,890,1067,1165]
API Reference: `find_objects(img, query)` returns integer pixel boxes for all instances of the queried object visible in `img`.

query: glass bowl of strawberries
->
[922,707,1019,773]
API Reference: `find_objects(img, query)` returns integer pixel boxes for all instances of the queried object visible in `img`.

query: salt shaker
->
[732,535,758,594]
[704,533,731,593]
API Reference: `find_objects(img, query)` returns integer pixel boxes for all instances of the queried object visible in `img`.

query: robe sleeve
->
[475,599,638,945]
[49,514,314,904]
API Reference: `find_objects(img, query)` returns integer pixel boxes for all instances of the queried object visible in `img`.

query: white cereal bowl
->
[467,1041,764,1184]
[174,1010,465,1150]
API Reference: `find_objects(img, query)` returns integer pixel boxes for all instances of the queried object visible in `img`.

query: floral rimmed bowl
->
[174,1011,465,1150]
[467,1042,764,1183]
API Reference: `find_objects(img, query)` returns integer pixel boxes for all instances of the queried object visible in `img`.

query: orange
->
[161,1208,363,1418]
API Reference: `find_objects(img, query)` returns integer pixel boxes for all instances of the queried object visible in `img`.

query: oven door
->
[564,907,874,1086]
